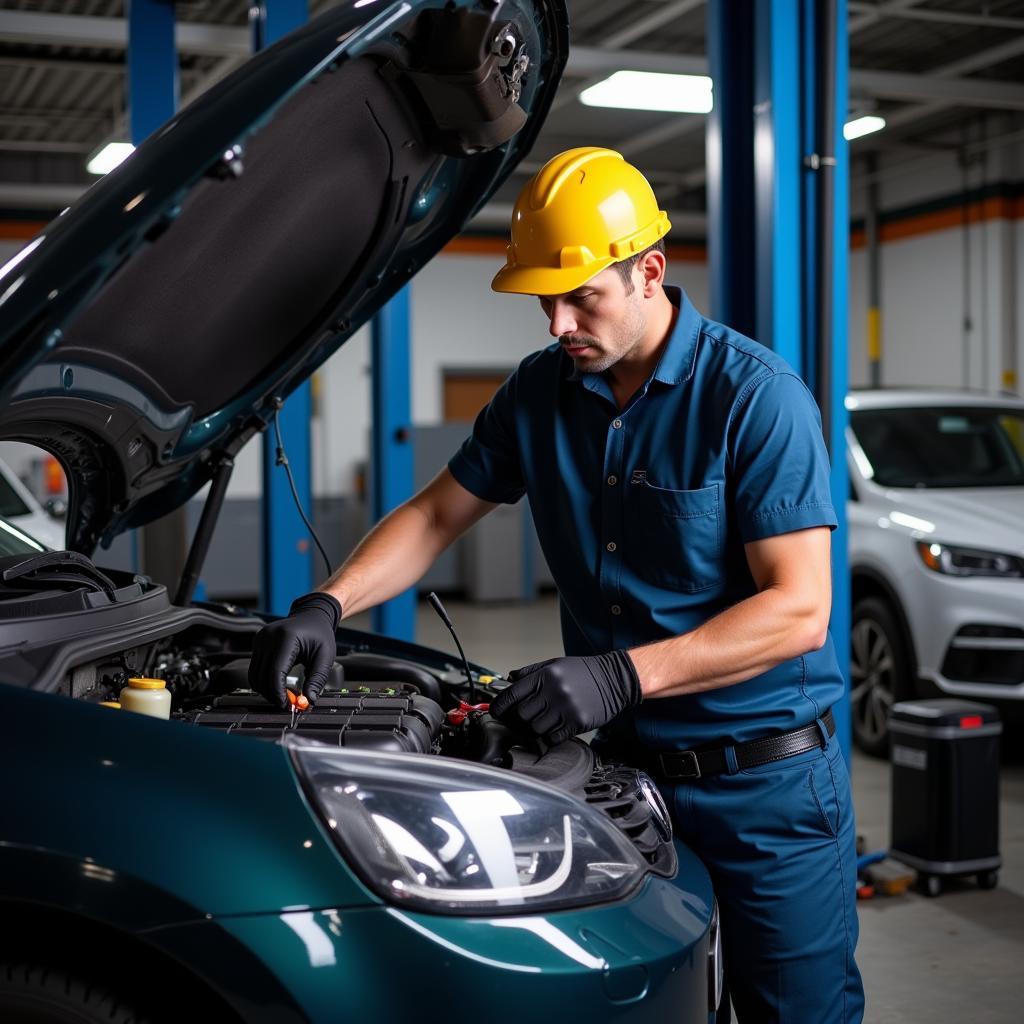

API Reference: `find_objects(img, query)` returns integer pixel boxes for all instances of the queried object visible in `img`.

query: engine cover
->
[180,691,445,754]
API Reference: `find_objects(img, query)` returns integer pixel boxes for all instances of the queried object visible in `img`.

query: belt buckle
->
[659,749,701,780]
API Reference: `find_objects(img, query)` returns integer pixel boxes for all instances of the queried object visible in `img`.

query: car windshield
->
[0,472,30,517]
[0,516,47,557]
[851,405,1024,488]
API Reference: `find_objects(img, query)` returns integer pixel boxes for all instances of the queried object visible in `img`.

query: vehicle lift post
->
[707,0,852,760]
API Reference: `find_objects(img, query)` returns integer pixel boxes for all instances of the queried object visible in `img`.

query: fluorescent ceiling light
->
[87,142,135,176]
[580,71,713,114]
[843,115,886,141]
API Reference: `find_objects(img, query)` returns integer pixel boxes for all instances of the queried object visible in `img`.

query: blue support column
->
[828,0,852,761]
[753,0,803,374]
[706,0,755,336]
[128,0,178,146]
[707,0,851,761]
[254,0,313,616]
[371,286,416,640]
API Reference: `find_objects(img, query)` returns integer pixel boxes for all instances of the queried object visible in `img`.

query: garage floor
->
[378,594,1024,1024]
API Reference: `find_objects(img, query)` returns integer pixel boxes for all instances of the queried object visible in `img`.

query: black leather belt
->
[646,709,835,781]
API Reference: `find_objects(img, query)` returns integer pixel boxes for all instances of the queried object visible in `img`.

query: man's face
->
[537,265,647,374]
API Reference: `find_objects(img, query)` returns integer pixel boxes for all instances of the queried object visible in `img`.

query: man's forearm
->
[315,502,449,618]
[628,586,829,700]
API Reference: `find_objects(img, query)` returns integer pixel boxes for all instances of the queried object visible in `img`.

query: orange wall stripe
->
[0,220,47,241]
[851,194,1021,250]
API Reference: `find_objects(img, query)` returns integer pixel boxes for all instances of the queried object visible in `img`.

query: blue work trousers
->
[660,727,865,1023]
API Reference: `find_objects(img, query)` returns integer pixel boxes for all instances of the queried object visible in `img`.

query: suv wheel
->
[0,963,152,1024]
[851,596,911,757]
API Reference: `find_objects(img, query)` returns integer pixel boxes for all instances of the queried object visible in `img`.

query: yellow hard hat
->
[492,147,671,296]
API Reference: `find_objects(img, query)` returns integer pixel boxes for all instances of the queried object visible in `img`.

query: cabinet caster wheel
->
[977,870,998,890]
[924,874,942,898]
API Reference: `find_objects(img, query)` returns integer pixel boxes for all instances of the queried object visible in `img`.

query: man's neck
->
[606,288,679,408]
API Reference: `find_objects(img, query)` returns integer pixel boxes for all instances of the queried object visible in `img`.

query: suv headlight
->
[290,745,648,915]
[916,541,1024,578]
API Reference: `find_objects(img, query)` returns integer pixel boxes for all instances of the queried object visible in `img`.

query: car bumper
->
[904,567,1024,701]
[155,844,715,1023]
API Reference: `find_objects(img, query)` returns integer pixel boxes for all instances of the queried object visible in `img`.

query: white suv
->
[846,390,1024,755]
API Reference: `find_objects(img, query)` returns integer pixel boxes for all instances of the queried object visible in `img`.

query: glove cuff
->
[611,649,643,706]
[289,591,342,630]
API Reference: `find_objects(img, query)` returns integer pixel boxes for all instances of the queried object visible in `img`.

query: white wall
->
[250,251,709,499]
[846,217,1022,393]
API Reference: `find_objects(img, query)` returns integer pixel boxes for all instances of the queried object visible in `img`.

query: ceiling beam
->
[7,12,1024,112]
[848,0,926,37]
[1,12,250,58]
[848,2,1024,33]
[871,36,1024,135]
[598,0,706,50]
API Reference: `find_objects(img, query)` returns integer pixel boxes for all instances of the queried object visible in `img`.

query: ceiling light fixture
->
[86,142,135,176]
[843,115,886,141]
[579,71,714,114]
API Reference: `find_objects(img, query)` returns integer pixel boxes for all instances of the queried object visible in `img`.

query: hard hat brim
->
[491,258,617,297]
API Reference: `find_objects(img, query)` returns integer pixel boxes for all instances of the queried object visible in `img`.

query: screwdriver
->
[286,688,309,729]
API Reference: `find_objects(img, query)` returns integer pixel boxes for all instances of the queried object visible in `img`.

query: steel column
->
[827,0,852,764]
[128,0,178,145]
[371,286,416,640]
[253,0,313,616]
[129,0,181,584]
[706,0,756,336]
[707,0,851,761]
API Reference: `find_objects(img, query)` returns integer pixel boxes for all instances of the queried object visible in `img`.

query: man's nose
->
[548,301,576,338]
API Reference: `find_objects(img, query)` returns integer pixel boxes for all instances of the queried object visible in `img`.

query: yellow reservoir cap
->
[127,677,166,690]
[100,701,121,708]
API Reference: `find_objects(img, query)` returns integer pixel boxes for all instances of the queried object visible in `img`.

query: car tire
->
[851,596,911,758]
[0,962,153,1024]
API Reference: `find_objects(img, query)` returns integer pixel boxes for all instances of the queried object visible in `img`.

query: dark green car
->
[0,2,718,1020]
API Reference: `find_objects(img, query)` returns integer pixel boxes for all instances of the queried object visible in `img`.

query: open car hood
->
[0,0,567,554]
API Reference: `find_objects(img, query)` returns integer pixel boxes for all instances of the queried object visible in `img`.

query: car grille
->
[941,624,1024,687]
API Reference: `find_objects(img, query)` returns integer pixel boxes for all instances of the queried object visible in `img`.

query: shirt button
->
[607,475,617,486]
[606,541,617,552]
[611,604,621,616]
[612,418,623,429]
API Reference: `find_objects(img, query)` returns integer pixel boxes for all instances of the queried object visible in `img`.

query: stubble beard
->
[562,297,647,374]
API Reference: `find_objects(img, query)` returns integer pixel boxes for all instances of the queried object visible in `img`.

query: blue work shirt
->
[448,286,843,748]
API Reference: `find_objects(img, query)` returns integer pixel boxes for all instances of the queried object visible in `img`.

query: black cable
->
[273,405,333,579]
[427,591,476,704]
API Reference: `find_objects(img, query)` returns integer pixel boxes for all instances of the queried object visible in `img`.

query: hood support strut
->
[174,454,234,607]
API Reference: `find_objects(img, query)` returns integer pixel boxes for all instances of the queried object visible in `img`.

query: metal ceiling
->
[1,0,1023,228]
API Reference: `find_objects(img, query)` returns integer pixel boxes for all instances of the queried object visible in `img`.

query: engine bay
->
[53,619,676,876]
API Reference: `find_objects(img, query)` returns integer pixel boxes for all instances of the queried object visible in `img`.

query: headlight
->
[916,541,1024,578]
[290,745,648,915]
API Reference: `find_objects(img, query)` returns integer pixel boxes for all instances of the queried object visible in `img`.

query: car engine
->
[63,623,676,877]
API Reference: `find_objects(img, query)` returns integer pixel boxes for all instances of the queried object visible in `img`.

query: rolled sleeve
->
[447,373,526,504]
[729,372,837,543]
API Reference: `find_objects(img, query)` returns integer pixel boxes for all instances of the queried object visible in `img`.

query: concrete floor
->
[365,594,1024,1024]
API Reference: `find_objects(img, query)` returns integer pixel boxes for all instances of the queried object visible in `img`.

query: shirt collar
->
[651,286,702,385]
[565,285,702,388]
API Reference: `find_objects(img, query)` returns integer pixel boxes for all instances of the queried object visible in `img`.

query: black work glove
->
[489,651,642,746]
[248,592,341,708]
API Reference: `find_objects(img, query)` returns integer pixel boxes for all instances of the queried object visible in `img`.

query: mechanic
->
[250,147,865,1023]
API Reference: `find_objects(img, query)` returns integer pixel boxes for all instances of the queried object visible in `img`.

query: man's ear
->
[639,250,667,297]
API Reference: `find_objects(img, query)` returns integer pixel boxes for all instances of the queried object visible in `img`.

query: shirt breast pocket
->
[626,476,721,592]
